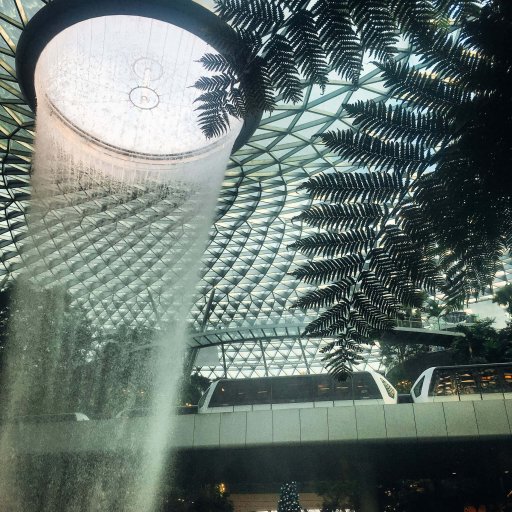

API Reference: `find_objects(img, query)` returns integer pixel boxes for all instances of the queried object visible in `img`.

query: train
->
[410,362,512,402]
[197,370,398,413]
[197,362,512,412]
[30,363,512,422]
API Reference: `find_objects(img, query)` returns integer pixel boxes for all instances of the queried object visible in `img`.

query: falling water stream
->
[0,14,241,511]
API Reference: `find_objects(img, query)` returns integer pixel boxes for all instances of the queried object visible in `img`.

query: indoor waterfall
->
[0,13,242,511]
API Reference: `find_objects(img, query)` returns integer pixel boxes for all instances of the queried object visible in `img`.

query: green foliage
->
[493,284,512,315]
[450,319,512,364]
[380,341,429,370]
[195,0,477,137]
[289,0,512,376]
[179,372,211,406]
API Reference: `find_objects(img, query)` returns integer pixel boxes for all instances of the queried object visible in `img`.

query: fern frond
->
[359,270,424,309]
[388,0,436,35]
[298,170,403,204]
[289,229,377,258]
[379,60,473,115]
[287,10,329,89]
[311,0,362,81]
[215,0,284,34]
[242,56,276,113]
[193,74,235,92]
[348,0,398,61]
[195,90,231,139]
[320,130,430,175]
[346,101,450,146]
[290,254,365,285]
[302,300,351,336]
[294,203,385,231]
[291,279,356,309]
[197,53,232,74]
[352,290,400,318]
[264,34,303,102]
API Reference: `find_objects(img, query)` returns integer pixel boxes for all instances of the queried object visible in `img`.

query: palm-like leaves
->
[195,0,477,137]
[290,0,512,376]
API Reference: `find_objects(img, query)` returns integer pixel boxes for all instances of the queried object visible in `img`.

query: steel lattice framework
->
[1,0,510,379]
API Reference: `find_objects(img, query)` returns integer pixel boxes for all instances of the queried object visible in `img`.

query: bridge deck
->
[6,400,512,455]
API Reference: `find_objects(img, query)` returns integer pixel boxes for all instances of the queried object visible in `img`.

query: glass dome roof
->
[1,0,510,379]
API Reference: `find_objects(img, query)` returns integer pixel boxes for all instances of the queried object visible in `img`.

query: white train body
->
[197,371,397,413]
[411,363,512,403]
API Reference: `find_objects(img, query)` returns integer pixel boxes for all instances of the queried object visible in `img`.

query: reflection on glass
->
[477,368,501,394]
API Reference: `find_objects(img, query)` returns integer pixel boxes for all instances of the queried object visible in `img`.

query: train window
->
[477,367,502,393]
[413,376,425,398]
[209,381,238,407]
[431,370,457,396]
[352,373,380,400]
[313,375,334,401]
[456,369,478,395]
[502,367,512,392]
[272,377,313,404]
[332,377,353,400]
[230,379,271,405]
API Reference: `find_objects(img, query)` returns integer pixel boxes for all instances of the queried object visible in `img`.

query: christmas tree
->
[277,482,302,512]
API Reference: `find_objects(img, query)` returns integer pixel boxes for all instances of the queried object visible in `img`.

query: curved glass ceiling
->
[1,0,510,379]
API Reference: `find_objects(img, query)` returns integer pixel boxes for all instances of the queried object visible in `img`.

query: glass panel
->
[431,370,457,396]
[248,379,272,405]
[352,372,380,400]
[413,376,425,398]
[456,369,478,395]
[332,376,353,401]
[502,367,512,392]
[313,374,333,401]
[271,376,313,404]
[209,380,238,407]
[477,367,502,394]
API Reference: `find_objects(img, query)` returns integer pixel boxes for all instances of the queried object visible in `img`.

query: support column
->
[356,459,379,512]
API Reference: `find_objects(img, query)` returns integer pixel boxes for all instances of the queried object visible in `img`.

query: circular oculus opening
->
[34,15,243,157]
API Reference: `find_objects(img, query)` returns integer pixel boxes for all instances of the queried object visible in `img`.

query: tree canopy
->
[197,0,512,376]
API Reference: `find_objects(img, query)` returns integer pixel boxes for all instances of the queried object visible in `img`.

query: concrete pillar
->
[356,459,379,512]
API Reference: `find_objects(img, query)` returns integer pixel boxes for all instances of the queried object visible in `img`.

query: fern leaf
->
[291,279,355,309]
[320,130,430,175]
[311,0,362,81]
[379,60,473,115]
[345,101,450,146]
[289,229,377,258]
[286,10,329,89]
[215,0,284,33]
[264,34,303,103]
[290,254,365,285]
[348,0,398,61]
[298,170,404,204]
[294,203,385,231]
[197,53,232,74]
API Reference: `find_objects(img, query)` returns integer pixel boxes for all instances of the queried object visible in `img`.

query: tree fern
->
[345,101,450,147]
[289,0,511,378]
[320,130,430,175]
[289,229,377,258]
[298,171,403,204]
[293,203,386,231]
[379,60,473,115]
[196,0,475,138]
